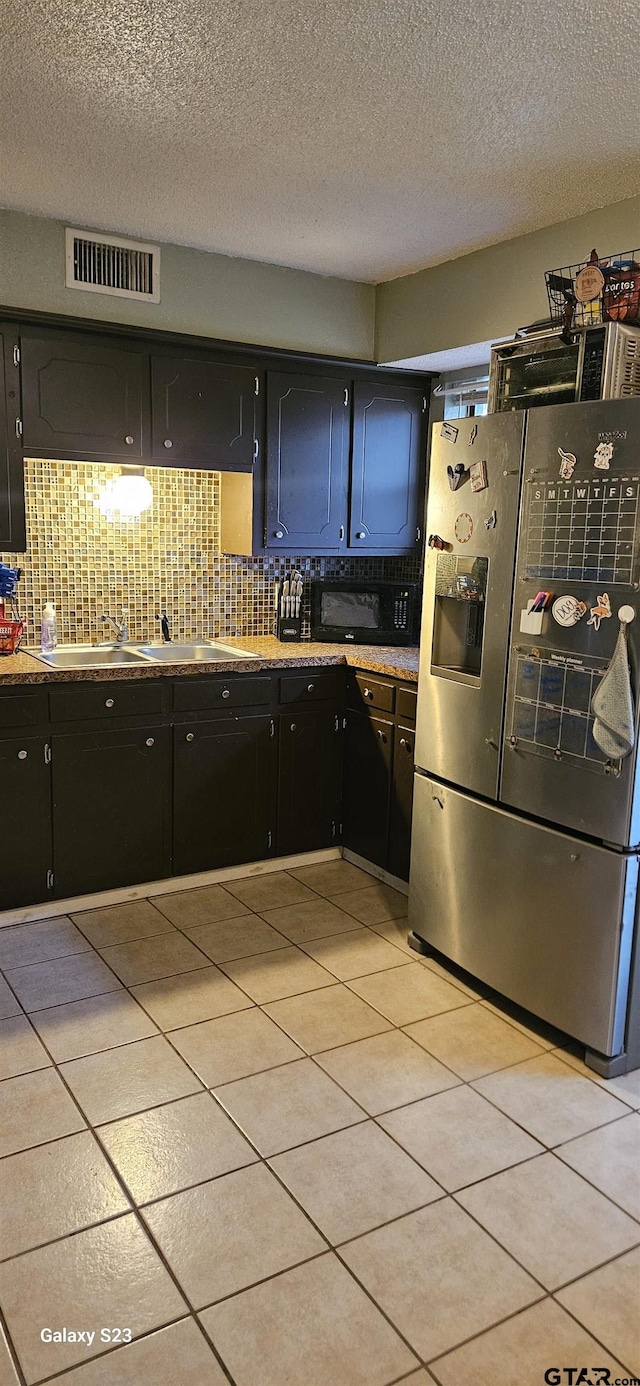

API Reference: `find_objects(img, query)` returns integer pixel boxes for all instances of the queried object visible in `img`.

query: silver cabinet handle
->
[363,688,373,699]
[164,439,173,448]
[307,683,315,692]
[186,732,195,742]
[17,749,27,760]
[145,738,154,747]
[124,435,134,445]
[105,698,115,708]
[221,689,230,699]
[356,531,365,539]
[274,530,284,539]
[290,722,297,732]
[339,525,344,540]
[377,729,386,741]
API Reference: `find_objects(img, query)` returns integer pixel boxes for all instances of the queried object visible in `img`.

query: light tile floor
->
[0,859,638,1385]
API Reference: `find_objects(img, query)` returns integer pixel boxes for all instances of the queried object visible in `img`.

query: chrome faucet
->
[102,609,129,645]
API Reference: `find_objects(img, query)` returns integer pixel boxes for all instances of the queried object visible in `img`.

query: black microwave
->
[310,580,420,645]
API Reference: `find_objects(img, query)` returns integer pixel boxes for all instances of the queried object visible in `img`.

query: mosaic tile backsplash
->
[1,460,422,646]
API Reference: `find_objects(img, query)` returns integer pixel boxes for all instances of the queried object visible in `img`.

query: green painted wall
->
[0,209,376,359]
[375,195,640,362]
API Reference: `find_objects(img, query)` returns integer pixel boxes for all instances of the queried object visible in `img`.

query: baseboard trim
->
[342,848,409,897]
[0,847,342,928]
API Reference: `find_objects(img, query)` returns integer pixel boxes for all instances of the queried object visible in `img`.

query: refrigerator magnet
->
[468,423,478,446]
[484,508,497,529]
[587,593,612,630]
[552,595,587,627]
[447,462,468,490]
[594,442,614,470]
[428,533,453,551]
[441,421,459,443]
[470,459,488,492]
[558,448,577,480]
[454,512,474,543]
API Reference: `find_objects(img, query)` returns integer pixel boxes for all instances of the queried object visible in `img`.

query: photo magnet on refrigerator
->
[587,593,612,630]
[594,442,614,470]
[468,423,478,445]
[470,459,488,492]
[552,595,587,627]
[558,448,577,480]
[441,421,459,442]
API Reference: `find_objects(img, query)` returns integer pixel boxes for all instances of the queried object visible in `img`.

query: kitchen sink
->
[25,641,253,669]
[135,642,253,662]
[27,645,156,669]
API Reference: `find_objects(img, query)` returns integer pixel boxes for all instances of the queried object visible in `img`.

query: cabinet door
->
[151,355,258,469]
[342,710,393,869]
[173,715,274,875]
[388,724,415,882]
[0,734,52,910]
[277,709,342,855]
[51,725,171,898]
[0,327,26,552]
[265,372,348,551]
[349,382,425,553]
[20,330,148,460]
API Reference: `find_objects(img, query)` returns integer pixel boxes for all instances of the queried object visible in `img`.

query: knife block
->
[276,614,302,642]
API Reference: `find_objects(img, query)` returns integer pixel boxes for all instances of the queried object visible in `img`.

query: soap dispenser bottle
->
[41,602,58,653]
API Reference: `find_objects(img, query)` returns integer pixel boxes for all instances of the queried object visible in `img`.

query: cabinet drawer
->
[0,686,49,731]
[396,685,418,722]
[49,681,164,723]
[174,675,273,712]
[348,671,395,714]
[279,671,339,705]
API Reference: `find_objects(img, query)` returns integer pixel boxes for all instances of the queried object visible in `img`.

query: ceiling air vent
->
[65,228,161,302]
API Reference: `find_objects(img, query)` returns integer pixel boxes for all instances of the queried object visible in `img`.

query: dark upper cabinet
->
[0,327,26,552]
[277,708,342,855]
[151,355,258,470]
[20,330,148,460]
[349,381,425,553]
[173,714,274,875]
[264,372,349,551]
[51,724,171,897]
[342,709,393,869]
[0,733,52,910]
[388,723,415,883]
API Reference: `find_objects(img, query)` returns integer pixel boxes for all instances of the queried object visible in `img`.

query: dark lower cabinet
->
[277,709,342,855]
[173,715,274,875]
[388,724,415,882]
[51,724,171,897]
[0,734,52,909]
[343,710,393,869]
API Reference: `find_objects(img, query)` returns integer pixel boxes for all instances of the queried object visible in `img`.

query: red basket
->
[0,619,24,655]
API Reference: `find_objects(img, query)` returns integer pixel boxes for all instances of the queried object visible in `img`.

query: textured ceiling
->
[1,0,639,282]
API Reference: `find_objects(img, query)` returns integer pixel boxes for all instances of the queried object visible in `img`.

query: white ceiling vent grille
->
[65,228,160,302]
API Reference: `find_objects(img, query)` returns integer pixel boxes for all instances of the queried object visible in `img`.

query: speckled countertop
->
[0,637,420,686]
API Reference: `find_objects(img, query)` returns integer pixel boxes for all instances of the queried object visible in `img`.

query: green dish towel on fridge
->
[591,627,635,759]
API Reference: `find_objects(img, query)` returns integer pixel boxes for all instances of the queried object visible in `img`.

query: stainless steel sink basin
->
[26,645,156,669]
[135,642,253,662]
[25,641,253,669]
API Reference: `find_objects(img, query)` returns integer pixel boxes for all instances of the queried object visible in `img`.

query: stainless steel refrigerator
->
[409,399,640,1076]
